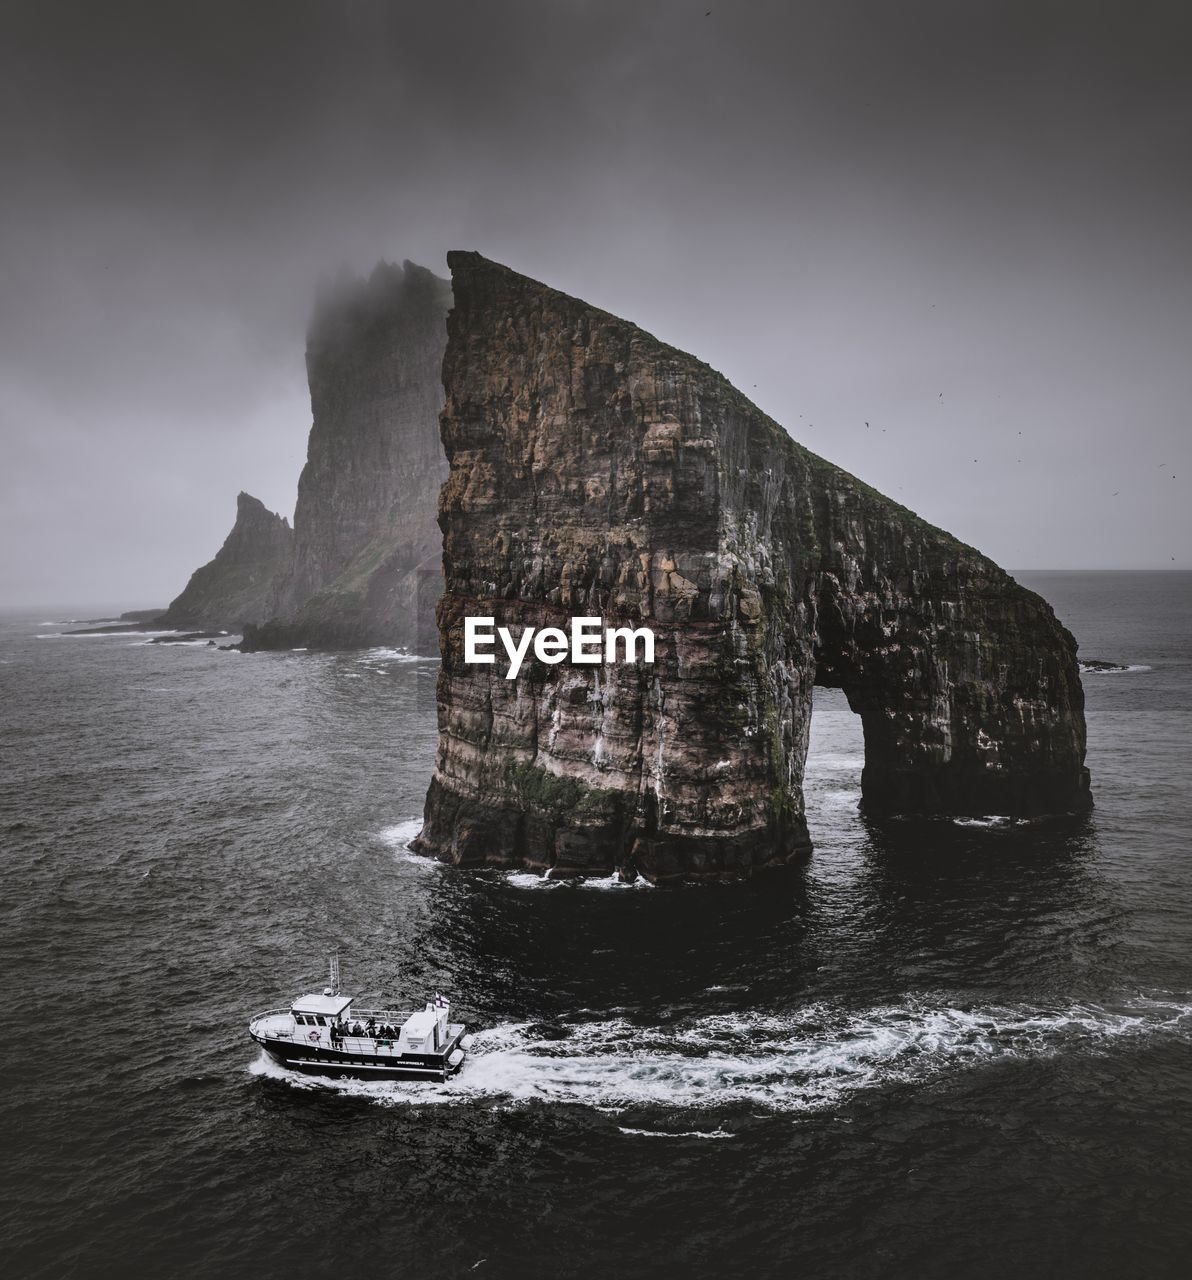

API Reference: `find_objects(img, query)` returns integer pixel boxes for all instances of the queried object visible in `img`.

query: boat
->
[249,956,471,1082]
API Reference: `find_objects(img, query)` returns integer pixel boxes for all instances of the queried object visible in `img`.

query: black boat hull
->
[253,1033,466,1082]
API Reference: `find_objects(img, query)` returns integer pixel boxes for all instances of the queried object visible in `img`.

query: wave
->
[358,647,439,664]
[377,822,651,886]
[377,819,423,848]
[376,818,443,868]
[816,788,861,812]
[247,993,1192,1116]
[36,629,178,639]
[617,1126,735,1139]
[505,871,654,891]
[1079,662,1152,674]
[804,754,864,773]
[133,637,217,647]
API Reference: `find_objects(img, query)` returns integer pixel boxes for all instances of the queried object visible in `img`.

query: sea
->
[2,570,1190,1279]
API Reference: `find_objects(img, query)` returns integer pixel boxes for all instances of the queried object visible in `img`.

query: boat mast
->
[329,952,341,996]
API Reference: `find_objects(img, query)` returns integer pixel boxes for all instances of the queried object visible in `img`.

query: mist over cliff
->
[158,260,450,647]
[244,259,450,649]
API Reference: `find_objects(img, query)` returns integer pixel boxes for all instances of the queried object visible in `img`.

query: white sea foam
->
[359,647,439,664]
[36,629,178,639]
[376,818,443,867]
[134,637,217,647]
[377,818,423,848]
[246,993,1192,1115]
[505,872,548,888]
[1079,662,1152,674]
[504,870,655,891]
[617,1126,735,1139]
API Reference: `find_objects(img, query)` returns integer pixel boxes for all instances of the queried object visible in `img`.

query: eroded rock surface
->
[158,492,291,632]
[414,252,1091,883]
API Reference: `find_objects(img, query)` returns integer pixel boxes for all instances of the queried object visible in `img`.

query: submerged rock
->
[414,252,1091,884]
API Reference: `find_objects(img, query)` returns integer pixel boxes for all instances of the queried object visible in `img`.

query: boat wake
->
[247,993,1192,1117]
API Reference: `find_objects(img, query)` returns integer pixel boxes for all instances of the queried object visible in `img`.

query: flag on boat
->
[434,993,449,1008]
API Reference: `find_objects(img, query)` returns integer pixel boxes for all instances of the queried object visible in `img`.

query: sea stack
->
[414,252,1091,883]
[158,492,292,632]
[241,260,452,650]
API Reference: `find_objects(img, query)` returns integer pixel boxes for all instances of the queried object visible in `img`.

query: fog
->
[2,0,1189,608]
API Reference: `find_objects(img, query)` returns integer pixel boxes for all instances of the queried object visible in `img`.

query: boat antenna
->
[329,951,341,996]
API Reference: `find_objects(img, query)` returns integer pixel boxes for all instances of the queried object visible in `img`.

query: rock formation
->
[414,252,1091,883]
[157,492,292,632]
[241,260,451,650]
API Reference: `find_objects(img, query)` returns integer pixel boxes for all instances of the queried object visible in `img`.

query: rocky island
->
[158,260,451,648]
[414,252,1092,883]
[242,260,451,651]
[157,492,292,632]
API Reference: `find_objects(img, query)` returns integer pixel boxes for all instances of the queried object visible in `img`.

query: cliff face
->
[241,260,451,651]
[158,492,292,631]
[414,252,1091,883]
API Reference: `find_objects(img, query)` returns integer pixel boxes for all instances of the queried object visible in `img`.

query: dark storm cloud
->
[2,1,1189,606]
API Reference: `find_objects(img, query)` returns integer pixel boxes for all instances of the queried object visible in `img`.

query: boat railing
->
[249,1005,428,1027]
[348,1007,423,1023]
[250,1007,452,1048]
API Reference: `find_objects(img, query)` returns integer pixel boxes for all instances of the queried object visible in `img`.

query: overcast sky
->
[2,0,1189,608]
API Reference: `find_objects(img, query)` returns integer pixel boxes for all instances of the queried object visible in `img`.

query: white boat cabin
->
[290,990,354,1046]
[285,986,453,1056]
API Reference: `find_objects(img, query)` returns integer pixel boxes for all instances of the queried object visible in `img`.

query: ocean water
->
[2,570,1190,1279]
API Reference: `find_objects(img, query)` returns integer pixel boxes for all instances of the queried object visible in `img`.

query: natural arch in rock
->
[414,253,1091,883]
